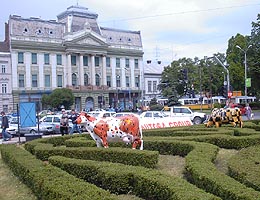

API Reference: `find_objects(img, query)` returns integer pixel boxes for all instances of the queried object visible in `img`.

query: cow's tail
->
[139,122,143,150]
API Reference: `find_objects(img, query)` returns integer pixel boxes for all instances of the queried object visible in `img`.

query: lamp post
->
[236,44,252,98]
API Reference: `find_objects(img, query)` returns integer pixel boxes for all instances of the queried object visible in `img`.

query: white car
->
[139,111,168,119]
[40,115,74,134]
[9,116,54,136]
[113,112,138,118]
[88,111,116,119]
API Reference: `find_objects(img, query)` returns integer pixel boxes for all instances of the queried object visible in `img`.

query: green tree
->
[250,13,260,98]
[42,88,74,110]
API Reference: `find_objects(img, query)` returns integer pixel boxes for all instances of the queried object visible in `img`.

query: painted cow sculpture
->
[76,112,143,150]
[206,107,243,128]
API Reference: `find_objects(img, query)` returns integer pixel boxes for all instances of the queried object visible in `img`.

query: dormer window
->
[109,37,112,40]
[128,38,131,42]
[24,28,28,33]
[36,29,42,35]
[49,30,53,35]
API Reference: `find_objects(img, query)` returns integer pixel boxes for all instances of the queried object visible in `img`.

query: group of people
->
[59,108,82,136]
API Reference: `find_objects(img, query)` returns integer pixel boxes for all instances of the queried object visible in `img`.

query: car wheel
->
[193,117,202,125]
[30,129,37,134]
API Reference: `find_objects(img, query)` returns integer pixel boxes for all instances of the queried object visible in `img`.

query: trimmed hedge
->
[0,145,117,200]
[49,155,220,200]
[29,142,159,169]
[228,145,260,192]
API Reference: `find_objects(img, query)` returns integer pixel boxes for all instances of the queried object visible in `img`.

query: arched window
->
[116,75,121,87]
[95,74,100,86]
[72,73,77,86]
[84,73,89,86]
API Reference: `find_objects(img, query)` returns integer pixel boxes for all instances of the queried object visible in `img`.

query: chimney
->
[4,22,9,43]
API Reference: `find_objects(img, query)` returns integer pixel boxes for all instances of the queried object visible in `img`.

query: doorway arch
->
[85,97,94,112]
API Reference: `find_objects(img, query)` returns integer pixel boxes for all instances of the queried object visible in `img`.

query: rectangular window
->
[19,74,25,87]
[153,81,157,92]
[125,58,130,68]
[148,81,152,92]
[57,75,62,87]
[116,58,120,68]
[57,54,62,65]
[116,75,121,87]
[32,74,38,87]
[44,53,50,65]
[44,75,51,87]
[134,59,138,69]
[95,56,100,67]
[106,57,110,67]
[71,55,76,66]
[83,56,88,66]
[84,73,88,86]
[32,53,37,64]
[1,64,6,73]
[135,76,139,87]
[1,83,7,93]
[126,76,130,87]
[106,76,111,87]
[18,52,24,64]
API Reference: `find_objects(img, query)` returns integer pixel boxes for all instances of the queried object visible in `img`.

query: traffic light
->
[181,69,188,80]
[222,85,227,98]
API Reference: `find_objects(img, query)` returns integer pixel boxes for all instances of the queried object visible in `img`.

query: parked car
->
[230,104,246,115]
[88,111,116,118]
[40,115,74,134]
[113,112,138,118]
[139,111,168,119]
[9,116,54,136]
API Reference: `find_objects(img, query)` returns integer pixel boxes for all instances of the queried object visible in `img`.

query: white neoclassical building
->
[6,5,144,112]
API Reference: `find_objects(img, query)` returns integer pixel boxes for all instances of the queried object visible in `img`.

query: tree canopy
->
[42,88,74,110]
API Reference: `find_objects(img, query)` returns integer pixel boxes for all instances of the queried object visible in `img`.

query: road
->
[242,111,260,121]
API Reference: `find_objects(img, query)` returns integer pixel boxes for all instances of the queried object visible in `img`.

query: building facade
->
[7,5,144,112]
[0,22,13,113]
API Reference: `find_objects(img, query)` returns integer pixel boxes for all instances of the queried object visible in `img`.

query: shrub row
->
[228,145,260,192]
[0,145,117,200]
[184,141,260,200]
[26,142,159,168]
[142,139,260,200]
[48,155,220,200]
[146,133,260,150]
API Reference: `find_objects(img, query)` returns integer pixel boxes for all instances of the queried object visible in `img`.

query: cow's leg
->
[101,135,109,148]
[132,138,143,150]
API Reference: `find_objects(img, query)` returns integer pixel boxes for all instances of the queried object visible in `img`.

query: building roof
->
[57,5,98,20]
[0,41,9,52]
[144,60,165,74]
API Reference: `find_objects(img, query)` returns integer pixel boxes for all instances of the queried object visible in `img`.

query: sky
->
[1,0,260,65]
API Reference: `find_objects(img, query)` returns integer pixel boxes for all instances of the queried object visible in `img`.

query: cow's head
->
[76,112,96,124]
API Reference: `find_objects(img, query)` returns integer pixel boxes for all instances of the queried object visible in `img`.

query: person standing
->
[69,109,81,135]
[1,111,12,141]
[245,103,252,120]
[60,109,69,136]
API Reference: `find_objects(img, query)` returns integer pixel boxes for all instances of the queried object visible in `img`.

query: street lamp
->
[236,44,252,98]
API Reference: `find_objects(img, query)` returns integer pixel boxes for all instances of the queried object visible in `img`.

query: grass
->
[214,148,238,174]
[0,151,37,200]
[157,155,186,178]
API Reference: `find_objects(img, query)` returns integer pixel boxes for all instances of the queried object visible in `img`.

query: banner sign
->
[246,78,251,88]
[19,102,36,128]
[140,117,193,130]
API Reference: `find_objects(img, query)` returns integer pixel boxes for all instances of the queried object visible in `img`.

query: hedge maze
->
[1,120,260,199]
